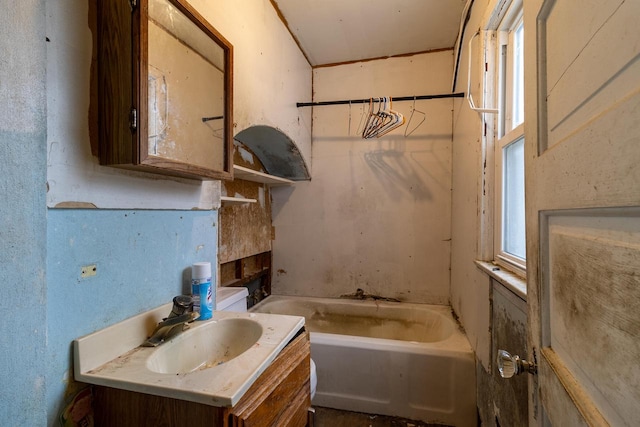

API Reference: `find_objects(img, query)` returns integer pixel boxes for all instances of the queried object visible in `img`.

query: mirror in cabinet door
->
[98,0,233,180]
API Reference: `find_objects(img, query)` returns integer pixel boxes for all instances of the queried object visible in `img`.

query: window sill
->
[475,260,527,301]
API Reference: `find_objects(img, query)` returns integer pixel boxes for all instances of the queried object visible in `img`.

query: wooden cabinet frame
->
[98,0,233,180]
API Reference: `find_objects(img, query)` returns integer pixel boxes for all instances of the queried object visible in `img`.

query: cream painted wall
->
[46,0,311,209]
[271,51,454,304]
[450,0,492,369]
[189,0,312,167]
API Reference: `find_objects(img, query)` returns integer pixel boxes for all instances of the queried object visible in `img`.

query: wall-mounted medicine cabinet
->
[98,0,233,180]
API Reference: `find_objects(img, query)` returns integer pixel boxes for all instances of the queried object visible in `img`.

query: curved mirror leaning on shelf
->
[98,0,233,180]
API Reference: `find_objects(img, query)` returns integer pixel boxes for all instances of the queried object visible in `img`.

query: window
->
[493,2,526,275]
[499,131,525,262]
[511,20,525,127]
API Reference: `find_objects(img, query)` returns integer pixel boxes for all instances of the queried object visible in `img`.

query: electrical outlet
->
[81,264,97,279]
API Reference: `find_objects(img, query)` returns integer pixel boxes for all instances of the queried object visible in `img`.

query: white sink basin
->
[147,318,263,374]
[74,308,304,407]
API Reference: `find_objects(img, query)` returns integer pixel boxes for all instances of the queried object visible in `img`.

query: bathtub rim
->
[251,295,474,355]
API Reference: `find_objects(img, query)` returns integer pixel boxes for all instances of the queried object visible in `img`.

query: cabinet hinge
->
[129,0,137,11]
[129,108,137,131]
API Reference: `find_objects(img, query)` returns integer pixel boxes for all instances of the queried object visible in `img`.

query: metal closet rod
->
[296,92,465,108]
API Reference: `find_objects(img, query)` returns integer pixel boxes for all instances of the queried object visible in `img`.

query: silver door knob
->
[497,349,537,378]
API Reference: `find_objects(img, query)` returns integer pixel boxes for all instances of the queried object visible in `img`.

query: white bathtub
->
[250,296,476,426]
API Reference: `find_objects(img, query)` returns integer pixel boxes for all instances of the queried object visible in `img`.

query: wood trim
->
[541,348,608,426]
[225,331,310,427]
[93,386,226,426]
[136,0,147,165]
[313,47,454,69]
[275,384,312,427]
[268,0,312,67]
[98,0,135,165]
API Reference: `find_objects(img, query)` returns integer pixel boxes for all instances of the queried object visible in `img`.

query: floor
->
[312,407,451,427]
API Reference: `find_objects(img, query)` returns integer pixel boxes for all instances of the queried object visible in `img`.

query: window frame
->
[486,0,527,278]
[494,124,526,276]
[499,14,525,136]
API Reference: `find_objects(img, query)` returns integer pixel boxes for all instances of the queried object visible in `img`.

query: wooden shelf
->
[220,196,257,205]
[233,165,294,186]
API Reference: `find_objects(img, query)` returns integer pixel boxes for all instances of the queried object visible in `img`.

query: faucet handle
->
[169,295,193,318]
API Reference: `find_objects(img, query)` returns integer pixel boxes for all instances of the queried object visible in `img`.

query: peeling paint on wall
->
[219,143,273,264]
[476,280,528,427]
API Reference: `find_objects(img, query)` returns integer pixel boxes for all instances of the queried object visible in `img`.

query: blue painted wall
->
[0,1,48,425]
[0,130,48,424]
[46,209,218,424]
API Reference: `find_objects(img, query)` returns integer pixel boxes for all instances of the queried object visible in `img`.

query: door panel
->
[541,211,640,426]
[543,0,640,149]
[527,0,640,425]
[538,353,591,427]
[536,92,640,210]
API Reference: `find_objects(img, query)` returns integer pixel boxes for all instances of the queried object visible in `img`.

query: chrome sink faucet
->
[142,295,199,347]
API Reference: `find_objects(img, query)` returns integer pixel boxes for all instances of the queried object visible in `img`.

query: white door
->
[525,0,640,425]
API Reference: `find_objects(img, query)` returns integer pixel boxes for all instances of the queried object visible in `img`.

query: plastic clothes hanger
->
[375,97,405,137]
[404,96,426,137]
[363,98,385,138]
[361,98,377,138]
[356,101,369,136]
[365,97,388,138]
[370,97,393,136]
[371,97,398,138]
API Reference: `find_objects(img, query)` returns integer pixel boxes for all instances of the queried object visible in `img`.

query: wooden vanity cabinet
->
[92,330,311,427]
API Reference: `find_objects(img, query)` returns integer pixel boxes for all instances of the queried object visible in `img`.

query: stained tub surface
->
[251,295,477,427]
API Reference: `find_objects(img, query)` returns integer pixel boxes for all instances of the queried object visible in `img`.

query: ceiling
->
[273,0,468,66]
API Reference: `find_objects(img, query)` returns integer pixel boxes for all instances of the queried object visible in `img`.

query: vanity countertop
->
[74,304,305,407]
